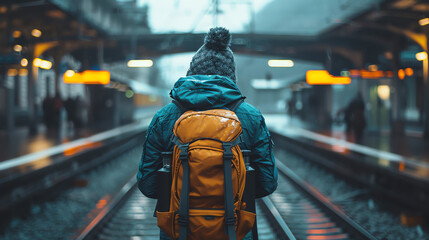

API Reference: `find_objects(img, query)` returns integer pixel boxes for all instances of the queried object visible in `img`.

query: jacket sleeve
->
[137,113,164,199]
[251,115,278,198]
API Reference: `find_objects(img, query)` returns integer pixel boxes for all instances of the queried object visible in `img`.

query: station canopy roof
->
[140,0,379,35]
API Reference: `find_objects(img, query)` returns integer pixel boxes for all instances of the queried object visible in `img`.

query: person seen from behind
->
[137,27,278,240]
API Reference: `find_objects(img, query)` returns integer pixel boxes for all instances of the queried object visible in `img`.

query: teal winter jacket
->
[137,75,278,200]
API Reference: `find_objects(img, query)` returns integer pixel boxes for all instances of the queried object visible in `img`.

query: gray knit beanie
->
[186,27,236,82]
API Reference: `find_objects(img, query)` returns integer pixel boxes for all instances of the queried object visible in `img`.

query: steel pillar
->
[390,48,405,136]
[422,28,429,139]
[28,57,39,135]
[6,75,15,137]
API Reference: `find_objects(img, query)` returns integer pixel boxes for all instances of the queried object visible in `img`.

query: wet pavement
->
[265,114,429,163]
[265,114,429,181]
[0,125,99,162]
[0,107,159,163]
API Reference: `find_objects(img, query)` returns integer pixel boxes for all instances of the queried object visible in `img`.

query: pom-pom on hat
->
[186,27,236,82]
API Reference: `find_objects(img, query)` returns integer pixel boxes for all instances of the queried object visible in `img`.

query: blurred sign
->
[63,70,110,85]
[359,70,385,79]
[348,69,394,79]
[306,70,351,85]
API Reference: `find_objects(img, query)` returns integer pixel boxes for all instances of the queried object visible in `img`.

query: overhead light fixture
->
[0,6,7,14]
[398,69,405,80]
[14,44,23,52]
[419,18,429,26]
[127,59,153,68]
[377,85,390,100]
[31,29,42,38]
[12,30,21,38]
[384,52,393,60]
[40,60,52,70]
[368,64,378,72]
[268,59,294,67]
[405,68,413,76]
[33,58,42,67]
[416,51,428,61]
[20,58,28,67]
[65,70,75,77]
[33,58,52,69]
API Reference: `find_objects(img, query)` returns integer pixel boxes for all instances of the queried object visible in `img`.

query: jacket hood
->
[170,75,243,110]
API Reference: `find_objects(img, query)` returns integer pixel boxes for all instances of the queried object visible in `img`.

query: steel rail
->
[75,174,138,240]
[275,159,378,240]
[258,197,297,240]
[75,157,377,240]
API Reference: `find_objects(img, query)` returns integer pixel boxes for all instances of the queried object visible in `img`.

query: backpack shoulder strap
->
[227,97,245,112]
[174,139,190,240]
[223,142,237,240]
[172,99,187,113]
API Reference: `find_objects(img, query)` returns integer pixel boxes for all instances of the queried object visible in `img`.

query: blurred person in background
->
[64,97,77,128]
[348,93,366,143]
[42,95,54,128]
[74,96,87,128]
[52,92,64,128]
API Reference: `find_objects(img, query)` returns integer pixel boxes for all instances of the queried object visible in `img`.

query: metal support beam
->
[6,75,15,139]
[53,52,62,94]
[113,91,120,128]
[97,40,104,67]
[28,57,38,135]
[27,42,59,135]
[423,30,429,139]
[390,48,405,136]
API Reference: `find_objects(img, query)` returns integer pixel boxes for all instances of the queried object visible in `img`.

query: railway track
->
[259,159,378,240]
[75,176,279,240]
[75,160,378,240]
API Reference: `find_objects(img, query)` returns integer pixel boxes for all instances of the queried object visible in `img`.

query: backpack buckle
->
[178,215,188,226]
[225,216,236,226]
[179,144,189,161]
[171,135,182,146]
[223,143,233,160]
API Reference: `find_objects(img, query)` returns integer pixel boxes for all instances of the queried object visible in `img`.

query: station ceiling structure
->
[0,0,428,71]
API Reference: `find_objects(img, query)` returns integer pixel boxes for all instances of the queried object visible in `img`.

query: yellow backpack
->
[157,101,255,240]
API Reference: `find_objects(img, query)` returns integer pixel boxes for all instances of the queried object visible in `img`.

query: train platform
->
[0,107,158,202]
[0,113,155,219]
[265,114,429,181]
[265,114,429,166]
[0,107,159,163]
[0,125,100,163]
[0,118,151,175]
[265,114,429,221]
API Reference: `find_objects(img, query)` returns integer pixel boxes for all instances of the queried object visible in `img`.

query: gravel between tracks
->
[275,148,429,240]
[0,146,142,240]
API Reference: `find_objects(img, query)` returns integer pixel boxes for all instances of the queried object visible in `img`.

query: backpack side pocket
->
[157,211,177,239]
[236,209,256,240]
